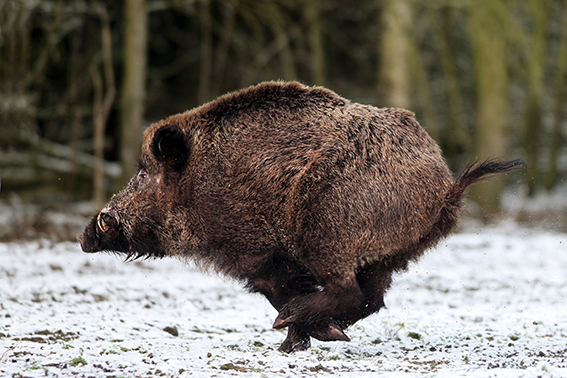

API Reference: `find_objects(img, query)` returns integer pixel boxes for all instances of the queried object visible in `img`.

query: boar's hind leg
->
[352,262,392,319]
[273,276,366,342]
[273,262,392,342]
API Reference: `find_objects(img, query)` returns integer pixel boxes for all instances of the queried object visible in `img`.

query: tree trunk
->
[305,0,325,86]
[408,26,440,143]
[546,3,567,190]
[120,0,148,186]
[438,8,471,161]
[378,0,412,109]
[268,2,297,81]
[198,0,213,104]
[212,0,239,98]
[523,0,549,195]
[92,4,116,209]
[92,67,105,209]
[468,0,509,214]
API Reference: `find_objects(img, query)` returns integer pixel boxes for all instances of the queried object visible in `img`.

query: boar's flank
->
[78,81,524,353]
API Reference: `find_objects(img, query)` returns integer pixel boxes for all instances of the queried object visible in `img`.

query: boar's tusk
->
[97,212,109,232]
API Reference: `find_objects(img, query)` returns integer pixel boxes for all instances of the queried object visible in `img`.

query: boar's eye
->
[132,168,150,190]
[138,169,148,181]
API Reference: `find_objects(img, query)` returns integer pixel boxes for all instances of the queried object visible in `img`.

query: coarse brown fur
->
[78,81,524,353]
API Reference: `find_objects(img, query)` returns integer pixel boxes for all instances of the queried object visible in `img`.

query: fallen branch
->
[3,131,121,179]
[0,150,121,179]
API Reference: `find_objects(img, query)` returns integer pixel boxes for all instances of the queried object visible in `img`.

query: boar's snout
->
[78,209,127,254]
[77,231,97,253]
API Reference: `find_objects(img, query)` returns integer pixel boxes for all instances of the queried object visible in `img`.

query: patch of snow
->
[1,227,566,377]
[503,181,567,213]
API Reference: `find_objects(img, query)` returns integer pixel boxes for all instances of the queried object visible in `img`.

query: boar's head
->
[78,124,191,259]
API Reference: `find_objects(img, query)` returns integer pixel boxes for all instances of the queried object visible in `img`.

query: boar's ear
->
[151,124,189,171]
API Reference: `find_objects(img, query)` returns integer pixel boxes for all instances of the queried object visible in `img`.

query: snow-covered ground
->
[1,226,566,377]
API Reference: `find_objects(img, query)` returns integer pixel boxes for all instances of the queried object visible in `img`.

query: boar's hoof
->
[278,326,311,353]
[273,311,348,341]
[274,315,350,343]
[272,317,288,329]
[307,323,350,342]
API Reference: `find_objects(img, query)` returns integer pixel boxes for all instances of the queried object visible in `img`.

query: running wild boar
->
[78,81,524,353]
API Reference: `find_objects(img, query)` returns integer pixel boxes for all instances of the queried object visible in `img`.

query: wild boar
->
[78,81,524,353]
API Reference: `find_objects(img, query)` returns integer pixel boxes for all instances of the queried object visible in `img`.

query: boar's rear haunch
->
[78,81,524,353]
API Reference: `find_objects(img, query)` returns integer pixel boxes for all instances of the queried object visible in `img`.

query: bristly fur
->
[78,81,524,353]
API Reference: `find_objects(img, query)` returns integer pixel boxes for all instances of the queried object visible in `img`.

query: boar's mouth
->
[78,210,167,261]
[78,211,130,254]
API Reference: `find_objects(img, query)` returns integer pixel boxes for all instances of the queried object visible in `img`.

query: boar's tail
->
[446,158,526,209]
[418,158,525,253]
[445,159,526,207]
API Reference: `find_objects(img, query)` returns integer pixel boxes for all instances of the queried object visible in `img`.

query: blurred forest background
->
[1,0,566,239]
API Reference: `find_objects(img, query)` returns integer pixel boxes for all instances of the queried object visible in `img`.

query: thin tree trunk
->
[199,0,213,104]
[438,8,471,159]
[378,0,412,109]
[93,4,116,209]
[66,33,83,197]
[212,0,239,97]
[523,0,549,195]
[545,2,567,190]
[305,0,325,86]
[120,0,148,185]
[268,2,297,81]
[92,67,105,209]
[408,25,439,143]
[468,0,509,214]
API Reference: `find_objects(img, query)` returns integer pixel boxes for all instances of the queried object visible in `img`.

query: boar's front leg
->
[250,276,312,352]
[279,325,311,353]
[247,258,319,353]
